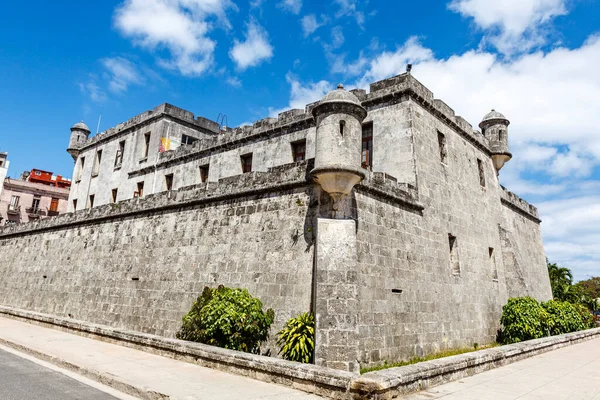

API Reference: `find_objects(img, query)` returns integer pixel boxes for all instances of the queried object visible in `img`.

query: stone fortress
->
[0,73,552,373]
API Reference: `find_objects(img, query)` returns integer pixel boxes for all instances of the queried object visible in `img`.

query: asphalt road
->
[0,348,120,400]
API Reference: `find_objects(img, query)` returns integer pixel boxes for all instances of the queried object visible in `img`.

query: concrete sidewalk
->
[0,316,322,400]
[405,336,600,400]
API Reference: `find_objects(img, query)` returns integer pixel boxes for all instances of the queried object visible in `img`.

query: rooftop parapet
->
[500,186,540,222]
[80,103,221,150]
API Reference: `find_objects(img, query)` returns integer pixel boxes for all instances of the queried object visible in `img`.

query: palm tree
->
[547,263,576,302]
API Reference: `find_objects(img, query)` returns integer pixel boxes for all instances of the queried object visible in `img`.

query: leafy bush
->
[574,303,596,329]
[277,312,315,363]
[541,300,586,335]
[176,285,275,354]
[500,297,549,344]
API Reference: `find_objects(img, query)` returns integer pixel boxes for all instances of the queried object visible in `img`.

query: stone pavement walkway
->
[405,336,600,400]
[0,316,322,400]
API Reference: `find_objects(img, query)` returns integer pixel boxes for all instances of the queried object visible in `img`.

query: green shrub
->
[277,312,315,363]
[500,297,549,344]
[176,285,275,354]
[574,303,596,329]
[541,300,586,335]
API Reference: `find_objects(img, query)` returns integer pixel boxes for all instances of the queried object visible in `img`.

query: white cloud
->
[270,72,332,117]
[301,14,326,37]
[278,0,302,14]
[331,26,345,48]
[78,79,107,103]
[226,76,242,87]
[101,57,143,93]
[113,0,236,76]
[448,0,568,54]
[334,0,365,27]
[229,21,274,70]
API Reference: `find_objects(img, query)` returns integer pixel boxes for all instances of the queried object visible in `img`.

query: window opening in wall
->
[72,199,78,211]
[165,174,174,191]
[339,120,345,137]
[9,195,20,212]
[35,171,41,176]
[362,122,373,169]
[438,131,447,163]
[490,248,498,280]
[181,134,198,146]
[49,198,59,212]
[241,153,253,173]
[478,159,486,187]
[135,181,144,197]
[143,132,151,159]
[92,150,102,177]
[114,141,125,168]
[111,189,118,204]
[292,140,306,162]
[31,196,41,214]
[89,195,95,209]
[449,234,460,276]
[499,130,507,142]
[200,165,209,183]
[77,157,85,182]
[0,160,4,168]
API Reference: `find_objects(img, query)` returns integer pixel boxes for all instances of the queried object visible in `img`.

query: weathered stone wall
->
[352,98,550,368]
[0,165,315,353]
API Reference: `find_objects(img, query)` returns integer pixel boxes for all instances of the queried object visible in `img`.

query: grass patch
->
[360,343,500,374]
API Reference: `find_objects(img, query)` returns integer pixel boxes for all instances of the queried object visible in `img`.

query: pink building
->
[0,174,70,226]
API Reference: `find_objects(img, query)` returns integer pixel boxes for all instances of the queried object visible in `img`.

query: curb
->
[1,306,599,400]
[0,336,168,400]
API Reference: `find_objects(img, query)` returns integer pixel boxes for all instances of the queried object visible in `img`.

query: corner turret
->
[67,121,91,161]
[310,84,367,212]
[479,110,511,174]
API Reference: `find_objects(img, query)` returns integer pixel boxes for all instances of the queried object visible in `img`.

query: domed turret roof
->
[319,84,362,107]
[71,121,90,131]
[481,109,507,123]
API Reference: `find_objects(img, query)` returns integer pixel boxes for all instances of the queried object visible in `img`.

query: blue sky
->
[1,0,599,281]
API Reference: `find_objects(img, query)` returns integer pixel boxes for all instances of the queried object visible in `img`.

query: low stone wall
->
[2,306,599,400]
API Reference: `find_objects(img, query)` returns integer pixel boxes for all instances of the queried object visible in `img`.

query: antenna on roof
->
[217,113,228,133]
[96,115,102,134]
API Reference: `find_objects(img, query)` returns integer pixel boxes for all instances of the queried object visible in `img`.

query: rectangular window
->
[114,141,125,168]
[77,157,85,181]
[165,174,174,191]
[200,165,209,183]
[181,134,198,146]
[49,198,59,212]
[143,132,151,159]
[478,159,486,187]
[9,195,19,208]
[111,189,118,204]
[449,234,460,276]
[136,181,144,197]
[362,122,373,169]
[72,199,78,211]
[292,140,306,162]
[92,150,102,177]
[490,248,498,280]
[31,197,41,213]
[0,160,4,167]
[241,153,253,173]
[438,131,447,163]
[89,195,95,209]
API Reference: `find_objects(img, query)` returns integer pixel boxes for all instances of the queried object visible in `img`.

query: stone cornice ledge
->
[351,327,600,399]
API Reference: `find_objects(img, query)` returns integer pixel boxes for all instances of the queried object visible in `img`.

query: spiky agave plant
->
[277,312,315,363]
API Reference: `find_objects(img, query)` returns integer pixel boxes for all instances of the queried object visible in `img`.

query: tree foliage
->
[277,312,315,363]
[176,285,275,354]
[499,297,594,344]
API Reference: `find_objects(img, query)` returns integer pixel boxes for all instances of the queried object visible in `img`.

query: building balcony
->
[7,205,20,215]
[26,207,46,218]
[47,209,60,217]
